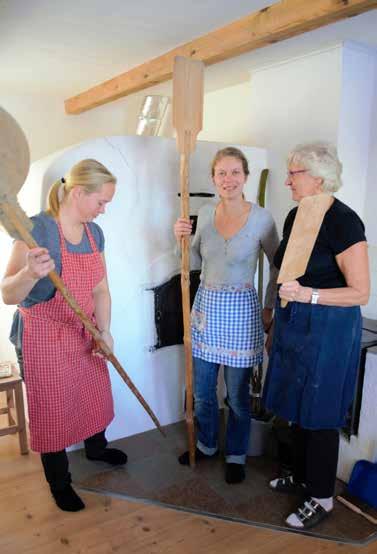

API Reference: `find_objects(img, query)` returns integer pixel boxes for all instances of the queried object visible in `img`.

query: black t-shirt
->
[274,198,366,288]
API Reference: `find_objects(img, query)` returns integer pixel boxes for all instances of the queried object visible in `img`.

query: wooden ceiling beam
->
[65,0,377,114]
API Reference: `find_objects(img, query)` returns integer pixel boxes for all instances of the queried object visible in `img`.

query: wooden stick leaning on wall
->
[257,169,269,302]
[0,198,165,437]
[172,56,204,468]
[337,496,377,525]
[251,169,269,416]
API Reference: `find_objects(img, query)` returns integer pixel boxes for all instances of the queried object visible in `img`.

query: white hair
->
[287,142,342,193]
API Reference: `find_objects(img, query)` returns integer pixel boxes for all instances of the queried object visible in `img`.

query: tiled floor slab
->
[70,420,377,545]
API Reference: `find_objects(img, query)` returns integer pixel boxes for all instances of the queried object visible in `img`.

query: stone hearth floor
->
[69,420,377,545]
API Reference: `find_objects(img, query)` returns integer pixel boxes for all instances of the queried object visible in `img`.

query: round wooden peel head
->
[0,107,30,197]
[0,108,32,238]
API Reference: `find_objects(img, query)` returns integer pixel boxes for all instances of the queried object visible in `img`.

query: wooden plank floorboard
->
[1,432,375,554]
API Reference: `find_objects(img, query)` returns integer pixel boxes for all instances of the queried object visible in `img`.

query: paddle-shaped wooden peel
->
[277,193,333,307]
[0,107,165,437]
[173,56,204,467]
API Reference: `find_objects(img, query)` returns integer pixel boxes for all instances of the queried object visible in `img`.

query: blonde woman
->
[1,159,127,512]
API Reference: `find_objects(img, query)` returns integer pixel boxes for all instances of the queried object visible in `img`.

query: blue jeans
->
[193,357,252,464]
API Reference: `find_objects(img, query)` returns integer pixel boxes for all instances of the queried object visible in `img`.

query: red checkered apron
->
[20,222,114,453]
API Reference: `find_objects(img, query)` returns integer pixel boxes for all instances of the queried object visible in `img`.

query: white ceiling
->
[1,0,377,100]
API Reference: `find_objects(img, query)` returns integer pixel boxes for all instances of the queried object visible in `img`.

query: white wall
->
[0,92,141,163]
[363,46,377,319]
[337,43,377,219]
[365,78,377,247]
[201,81,254,148]
[337,42,377,319]
[0,236,17,362]
[262,48,341,232]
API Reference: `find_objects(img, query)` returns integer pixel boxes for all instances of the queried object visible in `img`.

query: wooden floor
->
[1,431,376,554]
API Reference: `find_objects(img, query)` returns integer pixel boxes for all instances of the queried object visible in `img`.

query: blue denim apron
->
[263,301,362,430]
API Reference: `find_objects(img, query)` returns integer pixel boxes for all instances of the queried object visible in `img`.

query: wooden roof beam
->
[65,0,377,114]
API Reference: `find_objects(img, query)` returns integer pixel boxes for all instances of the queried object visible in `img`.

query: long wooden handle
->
[336,496,377,525]
[257,169,269,303]
[180,151,196,467]
[173,56,204,467]
[2,202,165,437]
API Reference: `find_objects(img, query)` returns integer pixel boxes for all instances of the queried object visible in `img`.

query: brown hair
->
[211,147,250,178]
[47,159,116,217]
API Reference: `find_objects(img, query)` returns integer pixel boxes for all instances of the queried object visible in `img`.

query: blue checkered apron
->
[191,282,264,368]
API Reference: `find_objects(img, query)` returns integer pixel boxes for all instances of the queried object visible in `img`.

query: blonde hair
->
[47,159,117,217]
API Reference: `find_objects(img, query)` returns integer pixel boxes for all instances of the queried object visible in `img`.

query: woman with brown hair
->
[174,147,279,484]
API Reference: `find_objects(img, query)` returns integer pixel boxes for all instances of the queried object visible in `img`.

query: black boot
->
[225,463,245,484]
[87,448,128,465]
[41,450,85,511]
[85,430,127,465]
[52,485,85,512]
[178,447,218,465]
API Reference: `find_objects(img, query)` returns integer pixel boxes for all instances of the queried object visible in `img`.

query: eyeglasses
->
[287,169,308,178]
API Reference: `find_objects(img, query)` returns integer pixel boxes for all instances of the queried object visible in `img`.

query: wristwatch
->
[311,288,320,304]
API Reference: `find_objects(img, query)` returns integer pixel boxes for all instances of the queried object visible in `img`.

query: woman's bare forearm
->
[93,287,111,332]
[308,285,369,307]
[1,268,38,305]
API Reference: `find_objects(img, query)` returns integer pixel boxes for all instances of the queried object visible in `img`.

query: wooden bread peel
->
[173,56,204,467]
[277,193,333,307]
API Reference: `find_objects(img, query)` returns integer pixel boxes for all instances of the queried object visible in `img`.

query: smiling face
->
[76,181,116,222]
[212,156,247,200]
[285,164,323,202]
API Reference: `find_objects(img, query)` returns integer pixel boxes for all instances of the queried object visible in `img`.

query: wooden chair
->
[0,364,28,454]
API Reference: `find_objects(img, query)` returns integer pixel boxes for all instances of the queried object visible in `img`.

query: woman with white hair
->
[263,142,370,529]
[1,159,127,513]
